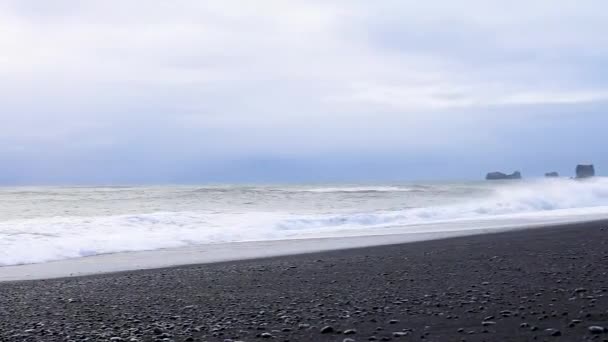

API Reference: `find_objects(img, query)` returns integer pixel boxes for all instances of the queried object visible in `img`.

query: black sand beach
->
[1,221,608,342]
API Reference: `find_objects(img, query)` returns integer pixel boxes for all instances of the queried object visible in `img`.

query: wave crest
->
[2,178,608,266]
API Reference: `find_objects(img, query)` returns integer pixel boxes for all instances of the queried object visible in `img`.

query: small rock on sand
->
[588,326,605,334]
[320,325,334,334]
[545,328,561,336]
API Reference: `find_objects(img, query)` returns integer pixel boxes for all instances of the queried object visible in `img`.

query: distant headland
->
[486,164,596,180]
[486,171,522,180]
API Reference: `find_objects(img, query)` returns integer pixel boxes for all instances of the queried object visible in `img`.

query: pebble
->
[1,222,607,342]
[545,328,561,336]
[320,326,335,334]
[588,326,606,334]
[499,310,513,317]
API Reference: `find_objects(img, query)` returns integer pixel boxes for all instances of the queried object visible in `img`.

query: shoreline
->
[3,216,608,282]
[1,220,608,341]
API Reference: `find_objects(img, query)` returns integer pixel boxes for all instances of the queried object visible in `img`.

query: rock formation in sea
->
[545,172,559,178]
[576,164,595,178]
[486,171,522,180]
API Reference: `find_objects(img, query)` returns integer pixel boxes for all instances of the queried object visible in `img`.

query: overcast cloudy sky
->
[1,0,607,184]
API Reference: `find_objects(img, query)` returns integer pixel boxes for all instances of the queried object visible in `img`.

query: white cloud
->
[1,0,608,162]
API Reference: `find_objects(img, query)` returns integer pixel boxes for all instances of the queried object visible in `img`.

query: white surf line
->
[2,215,606,282]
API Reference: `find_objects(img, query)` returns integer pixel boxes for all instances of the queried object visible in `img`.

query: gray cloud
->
[1,0,607,183]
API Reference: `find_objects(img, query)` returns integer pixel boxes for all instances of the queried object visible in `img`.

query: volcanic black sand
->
[2,222,608,342]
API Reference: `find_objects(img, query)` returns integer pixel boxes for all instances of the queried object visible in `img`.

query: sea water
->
[1,178,608,267]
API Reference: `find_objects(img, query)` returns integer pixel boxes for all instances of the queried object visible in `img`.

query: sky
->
[1,0,608,184]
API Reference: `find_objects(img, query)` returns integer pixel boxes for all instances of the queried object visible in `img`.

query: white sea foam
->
[1,178,608,267]
[297,186,416,193]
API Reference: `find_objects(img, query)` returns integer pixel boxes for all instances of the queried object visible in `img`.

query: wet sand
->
[1,220,608,341]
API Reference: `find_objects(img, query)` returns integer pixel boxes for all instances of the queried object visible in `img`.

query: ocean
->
[1,178,608,267]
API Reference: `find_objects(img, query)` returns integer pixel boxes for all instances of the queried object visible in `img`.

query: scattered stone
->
[320,326,335,334]
[588,326,605,334]
[499,310,513,317]
[545,328,561,336]
[1,219,608,342]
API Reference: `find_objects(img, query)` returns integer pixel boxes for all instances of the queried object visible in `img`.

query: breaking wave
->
[296,186,418,193]
[2,178,608,266]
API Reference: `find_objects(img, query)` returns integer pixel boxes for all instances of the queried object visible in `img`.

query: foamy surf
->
[1,178,608,267]
[296,186,417,193]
